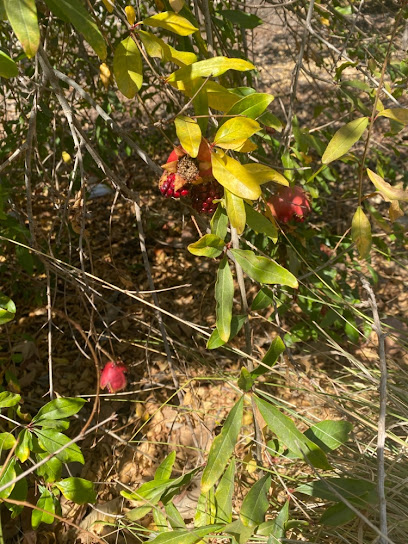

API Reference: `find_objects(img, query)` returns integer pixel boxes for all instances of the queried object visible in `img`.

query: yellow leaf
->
[143,11,198,36]
[225,189,246,234]
[214,118,260,150]
[389,200,404,222]
[243,163,289,186]
[351,207,371,259]
[212,151,261,200]
[174,116,202,158]
[113,36,143,99]
[99,62,111,89]
[167,56,255,84]
[378,108,408,125]
[169,0,184,12]
[367,168,408,202]
[62,151,72,164]
[125,5,136,25]
[234,139,258,153]
[138,29,196,66]
[102,0,115,13]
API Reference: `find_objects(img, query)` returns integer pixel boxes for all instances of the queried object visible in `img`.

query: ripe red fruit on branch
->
[100,361,127,393]
[190,180,223,215]
[267,186,311,223]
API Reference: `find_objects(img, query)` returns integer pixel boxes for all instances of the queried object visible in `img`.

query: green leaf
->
[127,505,154,521]
[55,477,96,504]
[320,501,357,526]
[0,293,16,325]
[225,189,246,234]
[212,151,261,200]
[0,1,6,20]
[138,29,197,67]
[44,0,106,60]
[258,111,283,132]
[35,453,62,483]
[188,234,225,258]
[367,168,408,202]
[167,57,255,85]
[154,451,176,481]
[378,107,408,125]
[295,478,377,504]
[201,396,244,493]
[174,116,202,158]
[165,501,186,528]
[206,314,247,349]
[245,204,278,243]
[0,433,16,451]
[35,429,84,464]
[240,474,271,527]
[255,396,331,470]
[225,93,274,120]
[195,488,215,527]
[113,36,143,99]
[243,163,289,186]
[237,368,254,392]
[36,419,70,431]
[351,206,371,259]
[214,459,235,523]
[321,117,369,164]
[231,249,298,288]
[33,397,86,423]
[219,9,263,29]
[4,461,27,518]
[215,256,234,342]
[214,118,260,150]
[211,205,229,240]
[148,525,223,544]
[0,391,20,408]
[251,287,274,311]
[251,336,285,379]
[15,430,31,463]
[143,11,198,36]
[0,459,16,499]
[224,519,254,544]
[304,420,353,453]
[257,501,289,540]
[4,0,39,58]
[32,488,55,529]
[0,50,18,78]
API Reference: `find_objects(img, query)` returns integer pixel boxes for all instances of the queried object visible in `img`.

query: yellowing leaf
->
[138,30,196,66]
[62,151,72,164]
[169,0,184,12]
[125,5,136,25]
[378,108,408,125]
[174,116,201,158]
[234,139,257,153]
[102,0,115,13]
[367,168,408,202]
[4,0,40,58]
[167,57,255,84]
[214,118,260,150]
[143,11,198,36]
[113,36,143,99]
[212,151,261,200]
[99,62,111,89]
[225,189,246,234]
[243,163,289,186]
[389,200,403,222]
[322,117,369,164]
[351,206,371,259]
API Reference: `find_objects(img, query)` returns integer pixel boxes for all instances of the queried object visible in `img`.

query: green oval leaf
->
[0,50,18,78]
[143,11,198,36]
[138,29,197,67]
[154,451,176,481]
[230,249,298,288]
[201,396,244,493]
[304,420,353,453]
[212,151,261,200]
[245,204,278,242]
[214,459,235,523]
[367,168,408,202]
[321,117,369,164]
[0,459,16,499]
[219,9,263,29]
[0,391,20,408]
[167,57,255,85]
[225,93,274,120]
[211,205,229,240]
[174,116,202,158]
[33,397,86,422]
[225,189,246,234]
[0,292,16,325]
[215,256,234,342]
[188,234,225,258]
[35,453,62,483]
[206,314,247,350]
[148,525,223,544]
[113,36,143,99]
[251,286,274,311]
[214,118,260,150]
[15,430,31,463]
[251,336,285,378]
[0,432,16,451]
[55,477,97,504]
[32,488,55,529]
[4,0,39,58]
[255,396,331,470]
[35,429,84,464]
[240,474,271,527]
[44,0,107,60]
[351,206,371,259]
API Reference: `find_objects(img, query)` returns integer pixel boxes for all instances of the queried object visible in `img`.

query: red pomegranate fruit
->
[267,186,311,223]
[100,361,127,393]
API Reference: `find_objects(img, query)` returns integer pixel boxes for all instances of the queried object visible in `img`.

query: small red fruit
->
[100,361,127,393]
[267,186,311,223]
